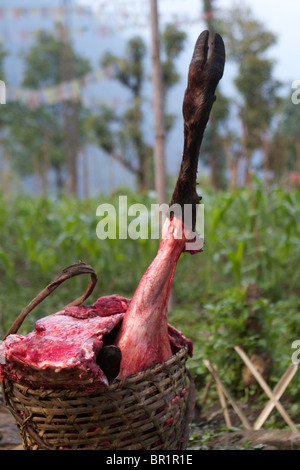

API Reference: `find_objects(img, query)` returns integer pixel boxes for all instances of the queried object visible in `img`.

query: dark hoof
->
[96,345,122,383]
[183,30,225,127]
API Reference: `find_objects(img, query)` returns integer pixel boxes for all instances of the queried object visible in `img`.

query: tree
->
[150,0,167,206]
[218,4,281,185]
[272,93,300,185]
[0,42,9,200]
[160,24,187,134]
[0,44,5,75]
[201,91,232,189]
[7,30,91,195]
[199,0,235,189]
[0,42,7,127]
[236,55,281,184]
[93,26,187,193]
[99,36,151,192]
[5,104,65,194]
[202,0,219,188]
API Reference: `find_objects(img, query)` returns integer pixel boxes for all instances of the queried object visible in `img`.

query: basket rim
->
[2,346,189,397]
[113,346,189,387]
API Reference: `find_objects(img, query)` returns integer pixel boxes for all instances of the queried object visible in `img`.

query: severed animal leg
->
[114,31,225,379]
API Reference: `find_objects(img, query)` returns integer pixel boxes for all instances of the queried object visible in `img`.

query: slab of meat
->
[0,296,129,391]
[0,294,192,391]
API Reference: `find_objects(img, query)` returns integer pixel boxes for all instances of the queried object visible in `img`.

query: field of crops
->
[1,182,300,402]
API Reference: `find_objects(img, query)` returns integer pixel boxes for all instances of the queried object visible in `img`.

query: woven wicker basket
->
[1,263,195,450]
[2,347,193,450]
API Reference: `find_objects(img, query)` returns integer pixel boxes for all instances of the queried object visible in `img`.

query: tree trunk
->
[150,0,167,205]
[203,0,220,188]
[33,153,41,194]
[108,153,114,195]
[296,136,300,175]
[1,146,11,203]
[65,101,79,196]
[82,146,90,197]
[60,30,78,196]
[262,126,270,188]
[41,135,51,197]
[150,0,172,310]
[55,167,65,192]
[138,157,148,192]
[210,121,219,189]
[239,109,251,185]
[279,144,289,188]
[224,136,237,191]
[132,98,149,193]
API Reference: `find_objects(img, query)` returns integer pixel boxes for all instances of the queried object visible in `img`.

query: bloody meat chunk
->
[0,295,192,390]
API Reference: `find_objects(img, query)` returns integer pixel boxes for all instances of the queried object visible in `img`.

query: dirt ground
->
[1,398,299,451]
[187,401,300,450]
[0,403,23,450]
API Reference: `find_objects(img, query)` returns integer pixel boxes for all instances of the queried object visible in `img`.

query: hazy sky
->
[217,0,299,84]
[78,0,299,87]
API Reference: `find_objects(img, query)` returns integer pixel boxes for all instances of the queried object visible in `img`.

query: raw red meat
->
[0,30,225,390]
[113,30,225,378]
[0,294,192,391]
[0,296,129,391]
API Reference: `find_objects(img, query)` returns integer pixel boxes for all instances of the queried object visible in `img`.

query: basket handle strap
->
[2,261,98,340]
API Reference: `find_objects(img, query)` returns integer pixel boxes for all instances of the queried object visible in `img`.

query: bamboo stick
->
[203,359,252,430]
[234,346,297,432]
[253,363,298,430]
[214,364,232,427]
[200,374,214,406]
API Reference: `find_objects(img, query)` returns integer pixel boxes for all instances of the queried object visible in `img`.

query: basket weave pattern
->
[2,347,190,450]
